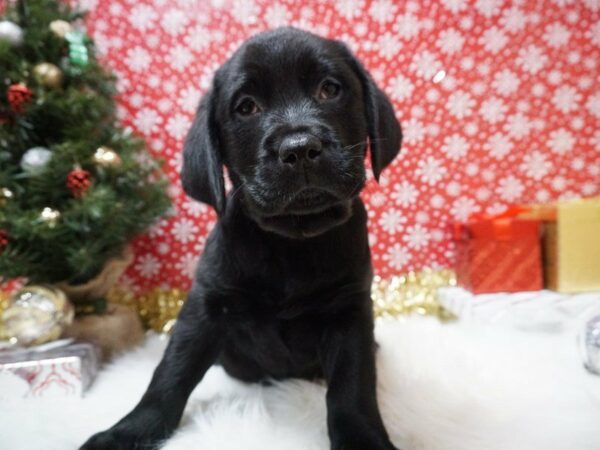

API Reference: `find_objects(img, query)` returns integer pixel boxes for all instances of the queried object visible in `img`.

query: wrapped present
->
[454,206,543,294]
[523,198,600,293]
[0,339,99,399]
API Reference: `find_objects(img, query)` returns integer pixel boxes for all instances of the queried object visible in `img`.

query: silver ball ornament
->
[0,20,24,46]
[20,147,52,174]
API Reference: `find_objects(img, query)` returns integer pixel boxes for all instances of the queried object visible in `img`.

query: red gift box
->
[454,207,543,294]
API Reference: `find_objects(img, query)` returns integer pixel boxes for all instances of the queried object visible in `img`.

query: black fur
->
[81,27,402,450]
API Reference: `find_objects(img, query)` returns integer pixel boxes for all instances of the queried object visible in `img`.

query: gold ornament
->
[1,285,74,346]
[93,146,122,168]
[49,19,73,38]
[0,187,13,206]
[33,63,63,88]
[40,207,60,228]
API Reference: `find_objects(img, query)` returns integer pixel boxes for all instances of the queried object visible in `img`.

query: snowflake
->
[585,92,600,118]
[134,108,161,134]
[232,0,259,24]
[166,114,192,140]
[480,97,507,123]
[181,198,209,217]
[446,90,474,119]
[396,13,421,39]
[169,45,193,71]
[516,45,548,74]
[520,151,552,180]
[475,0,503,17]
[500,7,527,33]
[547,128,575,154]
[129,4,158,31]
[392,181,419,206]
[404,224,431,250]
[505,113,533,139]
[497,176,525,202]
[180,87,202,112]
[416,156,447,185]
[590,21,600,46]
[265,4,291,27]
[368,0,398,22]
[186,25,212,51]
[125,46,152,72]
[162,9,189,35]
[436,28,465,54]
[377,32,402,59]
[176,253,199,279]
[451,197,479,221]
[403,118,426,143]
[335,0,365,19]
[485,133,513,158]
[379,209,406,234]
[480,26,508,53]
[440,0,467,13]
[389,74,414,102]
[135,254,161,278]
[442,134,469,160]
[492,69,520,95]
[543,23,571,47]
[172,218,200,244]
[446,181,461,196]
[383,243,411,270]
[410,51,442,79]
[551,86,582,113]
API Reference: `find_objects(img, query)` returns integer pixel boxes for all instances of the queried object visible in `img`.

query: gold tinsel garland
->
[1,270,457,335]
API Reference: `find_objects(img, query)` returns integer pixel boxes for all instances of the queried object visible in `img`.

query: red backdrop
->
[80,0,599,292]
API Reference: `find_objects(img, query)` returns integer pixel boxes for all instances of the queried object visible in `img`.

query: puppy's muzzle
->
[278,132,323,167]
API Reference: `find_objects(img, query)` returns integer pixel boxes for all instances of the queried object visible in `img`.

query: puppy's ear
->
[343,47,402,181]
[181,88,226,215]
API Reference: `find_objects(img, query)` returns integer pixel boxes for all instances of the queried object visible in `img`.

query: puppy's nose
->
[279,133,322,166]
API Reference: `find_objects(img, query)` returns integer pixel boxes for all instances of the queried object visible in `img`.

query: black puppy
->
[81,27,401,450]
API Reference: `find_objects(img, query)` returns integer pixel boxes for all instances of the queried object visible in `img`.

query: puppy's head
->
[182,28,401,238]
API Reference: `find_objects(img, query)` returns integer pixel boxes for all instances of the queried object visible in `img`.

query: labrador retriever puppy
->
[81,27,401,450]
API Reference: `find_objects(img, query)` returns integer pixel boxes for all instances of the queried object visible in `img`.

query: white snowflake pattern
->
[551,86,582,113]
[379,209,406,234]
[162,9,189,35]
[404,224,431,250]
[547,128,575,154]
[125,46,151,72]
[383,243,411,270]
[446,90,474,118]
[441,0,467,13]
[392,181,419,206]
[335,0,365,19]
[129,5,158,31]
[451,197,479,221]
[480,97,507,123]
[232,0,259,24]
[585,92,600,118]
[500,7,527,33]
[497,175,525,202]
[505,113,533,139]
[520,151,552,180]
[436,28,465,54]
[176,252,199,279]
[475,0,503,17]
[492,69,520,95]
[516,45,548,74]
[389,74,414,102]
[180,87,202,113]
[134,108,161,135]
[368,0,397,23]
[485,133,513,158]
[410,51,442,79]
[396,13,421,39]
[416,156,447,185]
[403,118,426,144]
[135,254,161,278]
[168,45,193,71]
[377,32,402,59]
[264,4,291,27]
[543,23,571,47]
[172,218,200,244]
[442,134,469,160]
[480,26,508,53]
[166,114,192,140]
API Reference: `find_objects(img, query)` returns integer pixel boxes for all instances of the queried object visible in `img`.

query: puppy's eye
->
[236,98,260,116]
[318,80,341,100]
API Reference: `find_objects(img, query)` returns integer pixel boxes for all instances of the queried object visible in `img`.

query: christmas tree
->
[0,0,170,285]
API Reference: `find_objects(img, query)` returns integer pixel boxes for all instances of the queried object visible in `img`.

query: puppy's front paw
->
[79,428,157,450]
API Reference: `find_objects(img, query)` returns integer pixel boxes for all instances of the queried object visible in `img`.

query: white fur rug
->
[2,316,600,450]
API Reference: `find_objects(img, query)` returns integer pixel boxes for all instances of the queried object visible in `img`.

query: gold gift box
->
[523,198,600,293]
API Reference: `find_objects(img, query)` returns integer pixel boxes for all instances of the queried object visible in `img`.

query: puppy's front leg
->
[319,301,399,450]
[80,290,223,450]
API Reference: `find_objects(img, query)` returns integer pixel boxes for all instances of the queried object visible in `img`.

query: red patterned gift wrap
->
[454,208,543,294]
[0,340,100,399]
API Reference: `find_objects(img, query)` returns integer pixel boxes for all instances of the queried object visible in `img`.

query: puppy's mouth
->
[283,188,340,215]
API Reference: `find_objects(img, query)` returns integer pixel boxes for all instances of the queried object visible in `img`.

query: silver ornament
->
[21,147,52,174]
[0,20,24,46]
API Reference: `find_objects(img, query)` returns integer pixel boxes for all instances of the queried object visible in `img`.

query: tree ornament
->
[0,229,8,252]
[0,20,23,45]
[93,146,122,168]
[49,19,73,38]
[33,62,63,88]
[2,285,74,346]
[7,83,33,113]
[21,147,52,174]
[40,207,60,227]
[0,187,14,206]
[65,30,89,67]
[67,167,92,197]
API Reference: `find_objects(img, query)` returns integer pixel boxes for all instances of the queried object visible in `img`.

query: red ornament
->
[66,168,92,197]
[7,83,34,113]
[0,229,8,253]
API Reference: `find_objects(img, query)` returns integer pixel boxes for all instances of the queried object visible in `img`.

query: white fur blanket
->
[2,316,600,450]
